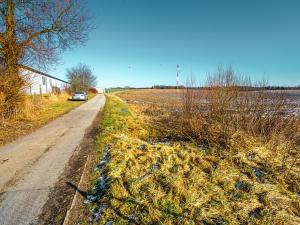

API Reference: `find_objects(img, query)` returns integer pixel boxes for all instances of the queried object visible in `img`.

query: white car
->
[72,91,88,101]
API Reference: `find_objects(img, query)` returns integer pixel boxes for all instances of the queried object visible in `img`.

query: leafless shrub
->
[0,73,25,119]
[181,77,198,115]
[158,66,299,175]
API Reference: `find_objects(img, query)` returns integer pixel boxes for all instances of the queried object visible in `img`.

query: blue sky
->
[51,0,300,88]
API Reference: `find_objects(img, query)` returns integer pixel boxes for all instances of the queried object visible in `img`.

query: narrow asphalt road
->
[0,94,105,225]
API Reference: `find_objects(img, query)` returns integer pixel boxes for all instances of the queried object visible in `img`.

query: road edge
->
[36,96,105,225]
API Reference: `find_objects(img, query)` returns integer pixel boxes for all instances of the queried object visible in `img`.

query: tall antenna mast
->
[176,64,179,88]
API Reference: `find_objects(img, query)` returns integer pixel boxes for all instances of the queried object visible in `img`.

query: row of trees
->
[0,0,92,117]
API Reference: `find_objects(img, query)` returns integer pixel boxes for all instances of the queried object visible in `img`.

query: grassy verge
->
[0,93,96,146]
[105,88,130,93]
[85,94,300,225]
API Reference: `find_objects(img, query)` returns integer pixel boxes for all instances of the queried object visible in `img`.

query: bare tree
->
[0,0,92,117]
[66,63,96,92]
[0,0,92,73]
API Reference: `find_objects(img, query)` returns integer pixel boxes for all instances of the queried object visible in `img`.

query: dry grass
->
[84,92,300,225]
[0,74,26,119]
[0,93,90,146]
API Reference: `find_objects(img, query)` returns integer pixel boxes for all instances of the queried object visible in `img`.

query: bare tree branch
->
[0,0,92,71]
[18,1,73,48]
[66,63,97,92]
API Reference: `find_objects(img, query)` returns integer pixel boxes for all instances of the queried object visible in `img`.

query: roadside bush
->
[0,75,71,123]
[63,86,72,95]
[88,87,98,94]
[0,74,25,119]
[154,67,299,177]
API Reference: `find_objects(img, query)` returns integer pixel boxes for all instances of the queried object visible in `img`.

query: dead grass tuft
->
[0,92,84,146]
[0,74,26,119]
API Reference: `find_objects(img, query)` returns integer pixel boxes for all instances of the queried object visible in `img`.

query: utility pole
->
[176,64,179,89]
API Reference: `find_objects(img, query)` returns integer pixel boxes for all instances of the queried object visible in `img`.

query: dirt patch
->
[37,109,103,225]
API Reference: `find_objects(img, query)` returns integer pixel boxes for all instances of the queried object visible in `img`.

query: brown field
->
[118,89,300,108]
[117,89,182,107]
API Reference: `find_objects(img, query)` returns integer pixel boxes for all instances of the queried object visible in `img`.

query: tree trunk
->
[5,0,20,78]
[1,0,24,117]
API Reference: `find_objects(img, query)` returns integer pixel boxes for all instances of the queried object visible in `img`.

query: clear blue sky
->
[51,0,300,88]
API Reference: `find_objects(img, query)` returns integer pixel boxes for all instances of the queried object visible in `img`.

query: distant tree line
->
[106,85,300,91]
[200,86,300,91]
[151,85,300,90]
[152,85,185,89]
[253,86,300,90]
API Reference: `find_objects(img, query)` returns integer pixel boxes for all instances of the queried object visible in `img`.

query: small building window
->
[42,76,46,85]
[49,79,52,86]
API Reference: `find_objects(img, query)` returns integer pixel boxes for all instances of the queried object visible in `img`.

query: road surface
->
[0,94,105,225]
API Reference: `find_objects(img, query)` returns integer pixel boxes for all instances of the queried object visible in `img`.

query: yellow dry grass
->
[86,93,300,225]
[0,93,94,146]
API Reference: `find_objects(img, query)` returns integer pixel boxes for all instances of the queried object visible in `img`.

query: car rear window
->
[75,91,84,94]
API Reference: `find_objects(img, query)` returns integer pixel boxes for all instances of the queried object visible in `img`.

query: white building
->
[22,67,70,95]
[96,87,105,93]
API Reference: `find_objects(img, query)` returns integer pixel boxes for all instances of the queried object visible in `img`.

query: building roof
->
[21,65,70,84]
